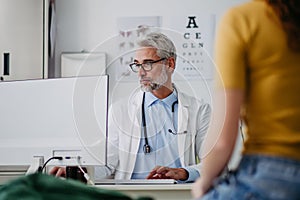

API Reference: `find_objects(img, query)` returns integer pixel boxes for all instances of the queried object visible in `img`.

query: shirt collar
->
[144,89,178,109]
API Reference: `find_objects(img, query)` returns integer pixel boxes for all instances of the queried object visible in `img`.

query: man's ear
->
[168,57,176,71]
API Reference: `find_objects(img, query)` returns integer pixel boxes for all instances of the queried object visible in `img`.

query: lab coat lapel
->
[126,91,143,176]
[177,93,189,165]
[131,99,142,153]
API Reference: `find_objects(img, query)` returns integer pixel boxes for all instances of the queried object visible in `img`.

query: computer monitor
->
[0,75,108,168]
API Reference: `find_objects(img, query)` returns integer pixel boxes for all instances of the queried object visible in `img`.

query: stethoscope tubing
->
[141,92,178,154]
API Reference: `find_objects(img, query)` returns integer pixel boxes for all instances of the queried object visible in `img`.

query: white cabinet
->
[61,52,106,77]
[0,0,45,81]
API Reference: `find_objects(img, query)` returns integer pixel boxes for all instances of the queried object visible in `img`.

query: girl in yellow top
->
[192,0,300,199]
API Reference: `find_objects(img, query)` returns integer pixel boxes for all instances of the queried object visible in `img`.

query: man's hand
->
[146,166,188,181]
[49,166,66,177]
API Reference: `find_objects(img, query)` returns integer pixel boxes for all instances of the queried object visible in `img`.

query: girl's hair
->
[266,0,300,51]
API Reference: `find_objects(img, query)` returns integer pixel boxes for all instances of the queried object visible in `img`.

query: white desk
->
[97,184,192,200]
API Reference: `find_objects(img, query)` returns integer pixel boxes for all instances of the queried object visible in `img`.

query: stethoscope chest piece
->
[143,144,151,154]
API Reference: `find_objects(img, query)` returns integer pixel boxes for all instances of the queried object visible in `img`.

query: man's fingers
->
[49,166,66,177]
[147,166,173,179]
[49,166,59,175]
[56,167,66,177]
[156,166,169,174]
[146,165,162,178]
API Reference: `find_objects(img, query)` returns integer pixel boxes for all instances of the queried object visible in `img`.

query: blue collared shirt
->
[131,90,199,182]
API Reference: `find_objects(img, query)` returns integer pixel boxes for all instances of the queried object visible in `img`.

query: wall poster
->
[114,14,215,82]
[115,16,162,82]
[169,14,216,80]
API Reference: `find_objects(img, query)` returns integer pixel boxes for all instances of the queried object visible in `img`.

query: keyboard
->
[95,179,177,185]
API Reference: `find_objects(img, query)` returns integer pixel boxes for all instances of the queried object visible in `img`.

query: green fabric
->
[0,173,152,200]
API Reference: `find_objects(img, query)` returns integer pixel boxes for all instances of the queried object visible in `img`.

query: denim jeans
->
[200,155,300,200]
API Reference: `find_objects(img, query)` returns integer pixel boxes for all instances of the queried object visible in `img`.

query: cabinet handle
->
[3,53,10,76]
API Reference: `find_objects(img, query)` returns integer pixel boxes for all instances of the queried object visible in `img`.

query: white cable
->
[76,156,94,185]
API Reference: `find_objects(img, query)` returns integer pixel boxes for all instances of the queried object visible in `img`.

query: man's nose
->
[138,66,146,77]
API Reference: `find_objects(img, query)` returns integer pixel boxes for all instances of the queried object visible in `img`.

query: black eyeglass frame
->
[129,58,167,73]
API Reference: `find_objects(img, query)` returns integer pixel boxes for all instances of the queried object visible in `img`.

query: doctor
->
[51,32,211,182]
[100,32,211,182]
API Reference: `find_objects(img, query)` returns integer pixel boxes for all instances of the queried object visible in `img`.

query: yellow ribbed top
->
[215,0,300,160]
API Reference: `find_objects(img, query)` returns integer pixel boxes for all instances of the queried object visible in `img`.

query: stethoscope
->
[141,92,178,154]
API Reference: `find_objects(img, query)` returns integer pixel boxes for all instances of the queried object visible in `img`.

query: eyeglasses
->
[129,58,166,73]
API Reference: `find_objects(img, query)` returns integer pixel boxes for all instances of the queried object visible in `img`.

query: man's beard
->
[139,66,168,92]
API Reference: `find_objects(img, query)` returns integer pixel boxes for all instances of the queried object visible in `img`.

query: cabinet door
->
[0,0,44,81]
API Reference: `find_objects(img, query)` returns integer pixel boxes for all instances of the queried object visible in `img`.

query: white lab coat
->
[95,87,211,180]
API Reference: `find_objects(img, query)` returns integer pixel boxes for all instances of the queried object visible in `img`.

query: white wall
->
[55,0,248,103]
[55,0,247,59]
[54,0,248,62]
